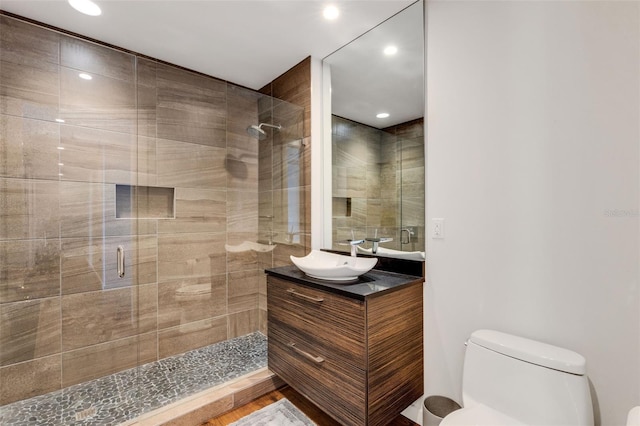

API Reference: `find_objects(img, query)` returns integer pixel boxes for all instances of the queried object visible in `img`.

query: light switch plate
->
[432,218,444,239]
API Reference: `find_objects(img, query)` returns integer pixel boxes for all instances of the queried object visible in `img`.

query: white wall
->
[426,2,640,425]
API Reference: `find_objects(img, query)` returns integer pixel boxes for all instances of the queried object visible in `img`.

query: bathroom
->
[1,1,639,426]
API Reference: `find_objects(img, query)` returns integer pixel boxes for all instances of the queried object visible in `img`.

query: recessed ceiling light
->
[55,118,65,123]
[376,113,390,119]
[323,5,339,20]
[68,0,102,16]
[384,45,398,56]
[78,73,92,80]
[57,146,65,150]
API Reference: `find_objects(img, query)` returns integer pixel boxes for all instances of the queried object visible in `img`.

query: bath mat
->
[229,398,317,426]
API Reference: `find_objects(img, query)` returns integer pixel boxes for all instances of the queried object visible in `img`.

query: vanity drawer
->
[268,324,366,426]
[267,277,366,368]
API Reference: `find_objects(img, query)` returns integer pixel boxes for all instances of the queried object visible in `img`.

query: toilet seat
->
[440,404,526,426]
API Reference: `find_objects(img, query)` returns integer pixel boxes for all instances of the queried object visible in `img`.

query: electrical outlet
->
[432,218,444,239]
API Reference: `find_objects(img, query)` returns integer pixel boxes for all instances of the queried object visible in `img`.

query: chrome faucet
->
[348,239,365,257]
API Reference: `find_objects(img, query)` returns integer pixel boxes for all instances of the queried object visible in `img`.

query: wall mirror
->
[322,0,425,261]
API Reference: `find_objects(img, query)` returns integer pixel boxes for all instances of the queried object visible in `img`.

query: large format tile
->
[228,309,259,339]
[0,16,59,69]
[61,284,157,351]
[0,114,60,180]
[157,188,226,234]
[158,316,227,359]
[60,36,135,82]
[156,138,226,189]
[156,63,226,148]
[59,66,136,134]
[157,273,226,330]
[61,235,157,295]
[0,354,61,405]
[0,297,61,366]
[158,232,226,282]
[0,238,60,303]
[227,190,258,233]
[0,60,59,121]
[61,332,157,387]
[59,124,138,184]
[227,269,259,314]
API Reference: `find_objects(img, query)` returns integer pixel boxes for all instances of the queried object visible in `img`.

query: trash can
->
[423,395,461,426]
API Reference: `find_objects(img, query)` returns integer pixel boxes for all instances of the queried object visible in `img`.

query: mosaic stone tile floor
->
[0,332,267,426]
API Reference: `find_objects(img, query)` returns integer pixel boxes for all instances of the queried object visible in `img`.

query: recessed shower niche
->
[115,184,175,219]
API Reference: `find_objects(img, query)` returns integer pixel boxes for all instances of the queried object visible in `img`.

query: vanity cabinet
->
[266,266,423,426]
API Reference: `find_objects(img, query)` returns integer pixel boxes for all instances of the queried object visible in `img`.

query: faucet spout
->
[348,239,365,257]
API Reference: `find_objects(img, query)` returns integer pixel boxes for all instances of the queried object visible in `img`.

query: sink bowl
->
[290,250,377,281]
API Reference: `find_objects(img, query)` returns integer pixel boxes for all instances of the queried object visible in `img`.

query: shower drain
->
[75,406,97,421]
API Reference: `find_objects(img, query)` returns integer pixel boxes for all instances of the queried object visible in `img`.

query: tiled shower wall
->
[332,115,424,252]
[0,15,306,406]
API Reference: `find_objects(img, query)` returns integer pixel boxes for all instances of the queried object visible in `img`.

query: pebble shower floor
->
[0,332,267,425]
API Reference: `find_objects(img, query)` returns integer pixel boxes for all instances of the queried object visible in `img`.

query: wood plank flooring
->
[201,385,419,426]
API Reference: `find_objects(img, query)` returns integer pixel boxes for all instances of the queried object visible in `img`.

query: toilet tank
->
[462,330,594,426]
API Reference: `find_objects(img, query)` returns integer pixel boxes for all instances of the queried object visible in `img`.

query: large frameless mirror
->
[323,0,425,261]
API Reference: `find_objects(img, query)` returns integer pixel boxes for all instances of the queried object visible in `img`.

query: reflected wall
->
[331,115,424,253]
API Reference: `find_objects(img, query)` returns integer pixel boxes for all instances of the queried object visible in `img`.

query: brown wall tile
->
[0,16,59,68]
[0,239,60,303]
[60,36,135,82]
[156,63,226,147]
[0,114,60,180]
[59,124,138,184]
[59,66,136,134]
[227,270,259,314]
[228,309,259,339]
[158,317,227,359]
[157,188,226,234]
[156,139,226,189]
[158,273,226,330]
[0,60,59,121]
[158,232,226,282]
[0,297,61,366]
[62,332,157,387]
[61,284,157,351]
[0,354,61,405]
[0,178,60,241]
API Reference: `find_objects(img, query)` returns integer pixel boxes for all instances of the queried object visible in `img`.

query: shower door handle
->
[117,246,125,278]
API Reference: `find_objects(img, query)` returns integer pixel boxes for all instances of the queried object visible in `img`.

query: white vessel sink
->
[290,250,377,281]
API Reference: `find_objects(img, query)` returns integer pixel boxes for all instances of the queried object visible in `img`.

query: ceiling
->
[325,0,423,128]
[0,0,414,90]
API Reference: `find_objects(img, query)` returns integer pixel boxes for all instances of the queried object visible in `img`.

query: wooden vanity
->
[266,264,424,426]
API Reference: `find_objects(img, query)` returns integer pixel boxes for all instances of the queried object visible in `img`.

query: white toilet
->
[441,329,594,426]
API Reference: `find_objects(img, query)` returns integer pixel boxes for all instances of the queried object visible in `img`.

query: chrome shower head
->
[246,123,282,140]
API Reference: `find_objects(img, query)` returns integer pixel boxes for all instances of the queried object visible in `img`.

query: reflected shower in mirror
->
[323,0,425,259]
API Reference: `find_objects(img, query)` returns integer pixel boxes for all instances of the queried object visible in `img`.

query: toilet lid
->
[440,405,526,426]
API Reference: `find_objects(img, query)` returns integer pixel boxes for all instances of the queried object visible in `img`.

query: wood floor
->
[201,385,419,426]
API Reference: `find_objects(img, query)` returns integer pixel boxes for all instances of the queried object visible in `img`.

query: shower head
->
[247,123,282,140]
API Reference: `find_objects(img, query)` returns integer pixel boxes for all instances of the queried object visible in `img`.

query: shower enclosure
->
[0,14,305,424]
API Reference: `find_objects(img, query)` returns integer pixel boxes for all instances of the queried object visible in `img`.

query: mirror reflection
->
[323,0,425,260]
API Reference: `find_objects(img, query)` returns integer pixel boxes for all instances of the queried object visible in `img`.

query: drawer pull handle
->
[288,342,324,364]
[286,288,324,303]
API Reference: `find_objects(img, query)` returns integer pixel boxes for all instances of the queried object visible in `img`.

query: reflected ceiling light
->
[323,5,339,20]
[383,45,398,56]
[55,118,65,123]
[376,113,390,119]
[58,163,64,166]
[68,0,102,16]
[78,73,92,80]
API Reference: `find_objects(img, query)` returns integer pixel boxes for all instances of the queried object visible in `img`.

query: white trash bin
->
[423,395,461,426]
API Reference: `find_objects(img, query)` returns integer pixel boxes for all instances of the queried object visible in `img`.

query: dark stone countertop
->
[265,265,423,301]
